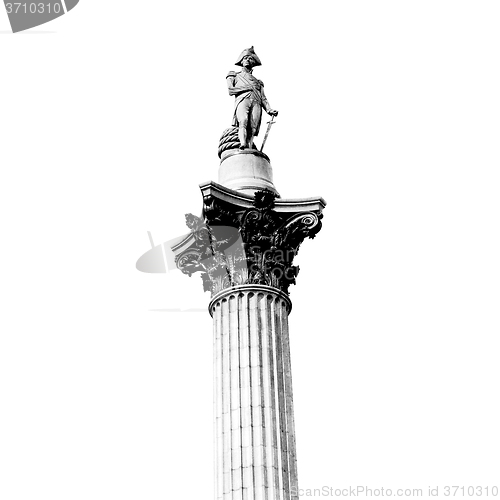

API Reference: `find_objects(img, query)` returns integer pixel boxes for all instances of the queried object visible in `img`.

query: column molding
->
[209,284,292,317]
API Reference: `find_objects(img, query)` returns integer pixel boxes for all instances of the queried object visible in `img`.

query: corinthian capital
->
[173,183,325,297]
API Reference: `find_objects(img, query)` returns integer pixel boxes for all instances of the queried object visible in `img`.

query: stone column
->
[172,164,325,500]
[210,285,297,500]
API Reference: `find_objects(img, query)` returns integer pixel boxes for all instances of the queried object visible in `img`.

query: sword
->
[260,115,276,152]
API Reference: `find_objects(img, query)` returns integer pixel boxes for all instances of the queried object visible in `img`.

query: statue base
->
[218,149,279,197]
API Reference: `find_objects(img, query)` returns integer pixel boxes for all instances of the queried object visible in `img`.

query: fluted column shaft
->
[210,285,298,500]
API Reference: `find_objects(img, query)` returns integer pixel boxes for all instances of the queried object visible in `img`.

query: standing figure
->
[227,46,278,150]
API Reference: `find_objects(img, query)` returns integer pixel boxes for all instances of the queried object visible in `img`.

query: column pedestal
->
[210,285,297,500]
[218,150,279,197]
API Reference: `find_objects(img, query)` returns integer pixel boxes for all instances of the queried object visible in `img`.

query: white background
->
[1,1,499,498]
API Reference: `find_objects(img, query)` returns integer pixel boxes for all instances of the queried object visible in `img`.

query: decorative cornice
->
[199,181,327,212]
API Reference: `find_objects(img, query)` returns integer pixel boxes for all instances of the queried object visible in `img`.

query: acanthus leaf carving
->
[175,190,323,296]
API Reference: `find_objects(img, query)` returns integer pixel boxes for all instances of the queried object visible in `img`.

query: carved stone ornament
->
[175,188,323,296]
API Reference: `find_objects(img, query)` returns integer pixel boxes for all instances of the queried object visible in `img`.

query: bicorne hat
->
[235,46,262,67]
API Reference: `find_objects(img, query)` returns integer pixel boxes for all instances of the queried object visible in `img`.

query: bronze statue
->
[226,47,278,150]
